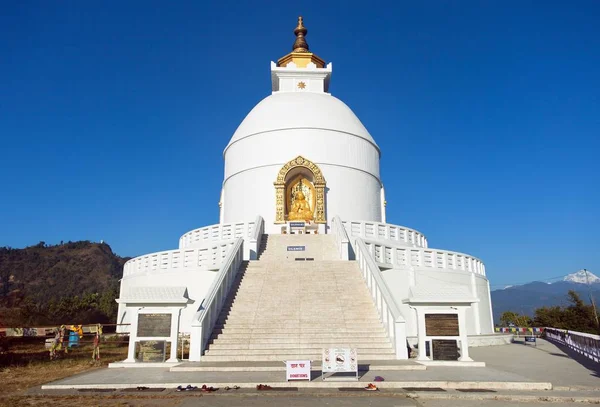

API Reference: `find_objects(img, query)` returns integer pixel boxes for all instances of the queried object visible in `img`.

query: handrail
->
[179,221,256,249]
[362,238,486,276]
[544,327,600,363]
[189,237,244,361]
[354,237,408,359]
[342,220,428,248]
[331,216,350,260]
[123,240,237,277]
[248,215,264,260]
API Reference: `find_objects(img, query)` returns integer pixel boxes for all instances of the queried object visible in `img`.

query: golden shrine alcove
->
[274,156,326,224]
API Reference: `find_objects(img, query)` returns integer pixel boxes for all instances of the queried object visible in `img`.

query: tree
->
[500,311,532,327]
[533,291,600,334]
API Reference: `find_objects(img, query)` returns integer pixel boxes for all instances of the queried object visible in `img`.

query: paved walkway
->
[470,338,600,389]
[40,339,599,402]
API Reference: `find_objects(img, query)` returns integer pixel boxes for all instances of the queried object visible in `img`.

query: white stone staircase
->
[201,234,396,362]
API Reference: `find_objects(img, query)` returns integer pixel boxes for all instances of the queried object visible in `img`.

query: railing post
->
[189,320,203,361]
[394,320,408,359]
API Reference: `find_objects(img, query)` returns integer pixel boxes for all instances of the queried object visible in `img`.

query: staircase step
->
[201,354,397,362]
[211,332,389,340]
[202,234,396,362]
[207,342,393,350]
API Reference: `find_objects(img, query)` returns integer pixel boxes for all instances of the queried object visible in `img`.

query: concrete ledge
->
[41,380,552,391]
[108,362,182,368]
[468,334,514,347]
[417,361,486,367]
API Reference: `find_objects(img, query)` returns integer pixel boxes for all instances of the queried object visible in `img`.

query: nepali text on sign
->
[286,360,311,381]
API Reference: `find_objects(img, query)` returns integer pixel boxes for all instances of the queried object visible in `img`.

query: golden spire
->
[277,16,325,68]
[292,16,309,52]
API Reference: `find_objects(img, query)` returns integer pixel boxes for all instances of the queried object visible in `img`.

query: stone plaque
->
[432,339,459,361]
[425,314,459,336]
[138,340,166,362]
[137,313,171,338]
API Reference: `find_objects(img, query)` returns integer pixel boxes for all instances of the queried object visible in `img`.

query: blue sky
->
[1,1,598,288]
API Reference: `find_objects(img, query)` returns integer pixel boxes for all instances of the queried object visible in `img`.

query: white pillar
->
[458,308,473,361]
[415,308,429,361]
[167,308,181,363]
[124,307,139,363]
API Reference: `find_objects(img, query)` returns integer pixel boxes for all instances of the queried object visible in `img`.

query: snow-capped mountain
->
[563,269,600,284]
[491,269,600,322]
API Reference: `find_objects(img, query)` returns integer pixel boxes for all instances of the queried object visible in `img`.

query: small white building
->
[116,17,498,365]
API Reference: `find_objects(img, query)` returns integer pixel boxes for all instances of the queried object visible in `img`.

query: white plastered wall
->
[117,270,218,333]
[223,165,382,234]
[223,129,382,232]
[382,268,494,340]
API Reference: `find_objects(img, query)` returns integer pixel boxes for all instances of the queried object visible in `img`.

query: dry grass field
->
[0,337,190,406]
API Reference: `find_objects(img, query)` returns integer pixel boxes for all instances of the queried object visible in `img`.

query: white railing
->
[342,220,428,248]
[189,237,244,361]
[331,216,350,260]
[122,240,236,277]
[363,239,486,276]
[247,216,264,260]
[179,221,256,249]
[545,328,600,363]
[354,237,408,359]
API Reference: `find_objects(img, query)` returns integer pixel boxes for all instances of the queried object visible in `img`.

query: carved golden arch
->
[274,156,326,224]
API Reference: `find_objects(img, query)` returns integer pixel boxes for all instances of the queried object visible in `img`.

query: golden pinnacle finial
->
[292,16,309,53]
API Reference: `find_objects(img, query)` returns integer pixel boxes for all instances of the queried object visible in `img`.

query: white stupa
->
[115,18,498,365]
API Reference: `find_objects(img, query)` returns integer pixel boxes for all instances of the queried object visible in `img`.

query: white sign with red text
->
[286,360,311,381]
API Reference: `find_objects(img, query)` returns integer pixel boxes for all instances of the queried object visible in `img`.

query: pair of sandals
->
[364,383,378,391]
[224,385,240,390]
[256,384,272,390]
[176,385,197,392]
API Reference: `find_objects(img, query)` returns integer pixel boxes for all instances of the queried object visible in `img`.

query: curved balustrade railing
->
[189,237,244,361]
[179,221,257,249]
[355,237,408,359]
[545,328,600,363]
[331,216,350,260]
[363,239,486,276]
[123,240,237,278]
[342,220,428,248]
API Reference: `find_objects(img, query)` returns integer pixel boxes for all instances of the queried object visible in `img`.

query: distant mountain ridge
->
[491,269,600,323]
[0,241,128,326]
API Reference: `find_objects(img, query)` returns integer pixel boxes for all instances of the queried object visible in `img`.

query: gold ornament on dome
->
[274,155,326,224]
[276,16,325,68]
[297,81,306,89]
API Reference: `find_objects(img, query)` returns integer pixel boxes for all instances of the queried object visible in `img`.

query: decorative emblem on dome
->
[297,81,306,89]
[295,157,304,165]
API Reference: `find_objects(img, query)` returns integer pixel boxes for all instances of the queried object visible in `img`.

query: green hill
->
[0,241,128,327]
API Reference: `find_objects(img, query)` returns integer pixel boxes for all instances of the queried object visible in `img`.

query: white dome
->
[225,92,379,152]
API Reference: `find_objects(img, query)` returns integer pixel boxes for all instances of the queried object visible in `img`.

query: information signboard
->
[432,339,459,360]
[525,336,537,345]
[286,360,311,381]
[322,348,358,380]
[425,314,459,336]
[138,340,166,362]
[137,313,171,338]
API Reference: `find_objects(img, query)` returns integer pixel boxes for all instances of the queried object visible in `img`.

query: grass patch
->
[0,337,128,397]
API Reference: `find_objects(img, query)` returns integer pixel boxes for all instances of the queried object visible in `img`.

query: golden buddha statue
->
[288,191,313,221]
